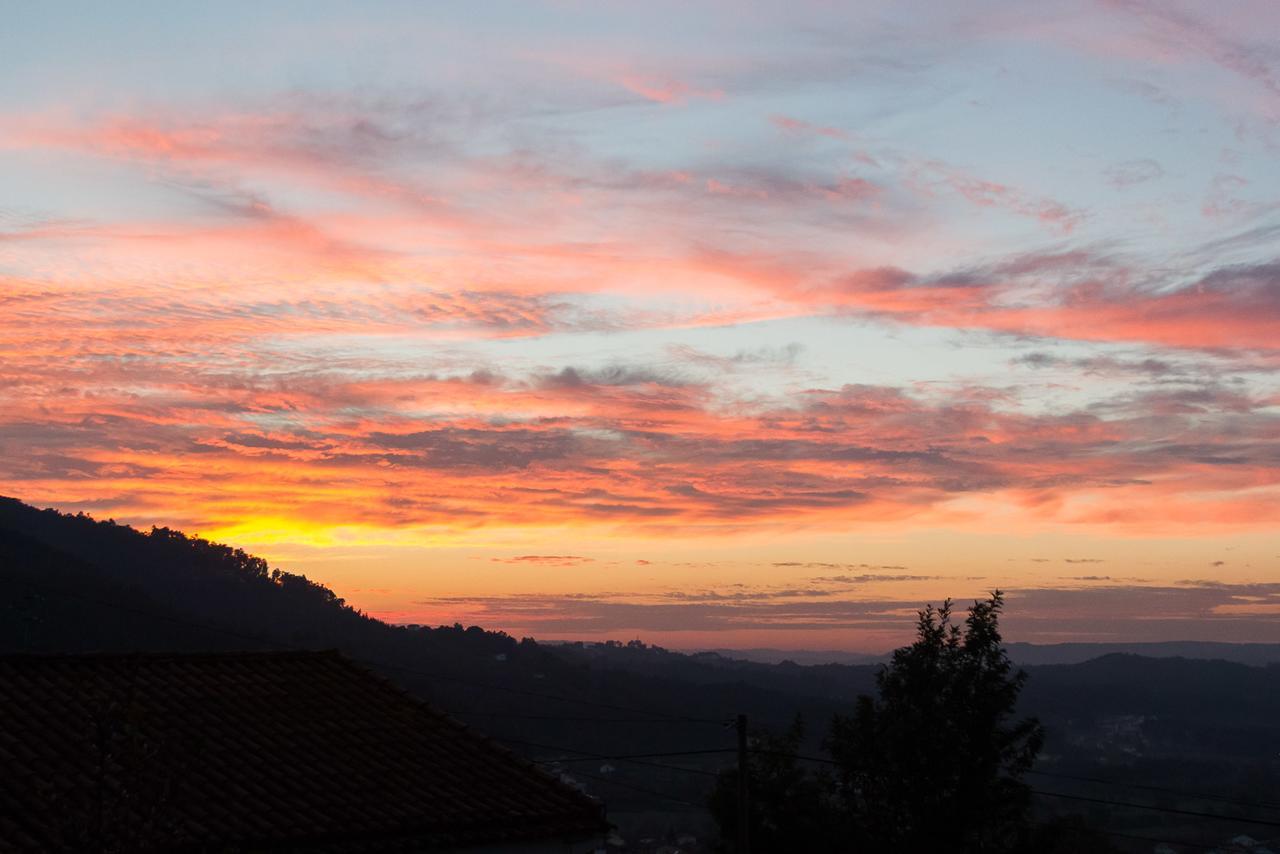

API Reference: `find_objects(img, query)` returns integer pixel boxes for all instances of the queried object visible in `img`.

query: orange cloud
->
[4,347,1276,545]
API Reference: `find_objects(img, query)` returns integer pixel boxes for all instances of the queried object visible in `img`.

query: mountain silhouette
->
[5,495,1279,829]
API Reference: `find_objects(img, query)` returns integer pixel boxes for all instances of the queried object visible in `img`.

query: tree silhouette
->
[826,591,1043,853]
[708,716,843,853]
[707,592,1045,853]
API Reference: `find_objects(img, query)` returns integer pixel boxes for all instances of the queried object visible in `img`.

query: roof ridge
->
[0,648,339,663]
[0,648,608,850]
[331,653,607,813]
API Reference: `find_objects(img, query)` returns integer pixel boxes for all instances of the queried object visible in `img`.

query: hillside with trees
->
[4,496,1279,852]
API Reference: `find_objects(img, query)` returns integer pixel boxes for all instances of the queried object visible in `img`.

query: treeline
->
[0,497,810,755]
[4,497,1280,851]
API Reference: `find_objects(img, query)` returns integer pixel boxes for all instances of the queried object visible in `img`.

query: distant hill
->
[684,641,1280,668]
[5,495,1280,836]
[0,496,515,663]
[0,496,755,728]
[1005,640,1280,667]
[0,496,837,778]
[680,647,887,666]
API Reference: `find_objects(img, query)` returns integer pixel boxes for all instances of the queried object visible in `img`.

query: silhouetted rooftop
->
[0,650,606,851]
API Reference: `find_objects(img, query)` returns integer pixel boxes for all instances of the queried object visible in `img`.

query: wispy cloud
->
[410,580,1280,644]
[2,0,1278,646]
[492,555,596,566]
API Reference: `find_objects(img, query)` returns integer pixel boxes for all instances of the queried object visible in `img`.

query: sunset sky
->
[2,1,1278,650]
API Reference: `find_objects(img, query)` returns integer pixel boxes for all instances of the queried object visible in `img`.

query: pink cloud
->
[616,72,723,104]
[3,337,1276,540]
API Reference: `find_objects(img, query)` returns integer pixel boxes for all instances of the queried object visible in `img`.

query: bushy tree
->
[826,591,1043,853]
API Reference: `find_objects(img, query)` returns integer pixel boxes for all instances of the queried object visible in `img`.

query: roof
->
[0,650,607,852]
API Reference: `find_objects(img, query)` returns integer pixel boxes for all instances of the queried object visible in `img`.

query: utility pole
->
[736,713,750,854]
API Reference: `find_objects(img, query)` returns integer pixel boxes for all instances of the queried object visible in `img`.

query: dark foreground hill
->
[4,496,1280,849]
[0,496,836,829]
[0,496,817,724]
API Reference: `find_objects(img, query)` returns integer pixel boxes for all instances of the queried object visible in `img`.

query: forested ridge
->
[4,497,1279,851]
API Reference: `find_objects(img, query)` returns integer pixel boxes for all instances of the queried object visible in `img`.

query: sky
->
[1,0,1278,650]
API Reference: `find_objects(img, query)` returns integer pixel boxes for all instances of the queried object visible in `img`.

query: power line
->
[1027,768,1280,813]
[746,747,1280,831]
[751,747,1280,822]
[1032,789,1280,829]
[519,737,1266,848]
[497,736,734,761]
[1095,828,1218,852]
[543,755,723,778]
[560,767,705,809]
[459,711,696,724]
[494,736,732,777]
[520,741,1249,849]
[16,573,1280,836]
[367,656,725,725]
[751,747,836,765]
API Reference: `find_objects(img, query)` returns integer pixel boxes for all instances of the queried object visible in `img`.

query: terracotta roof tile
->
[0,650,607,851]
